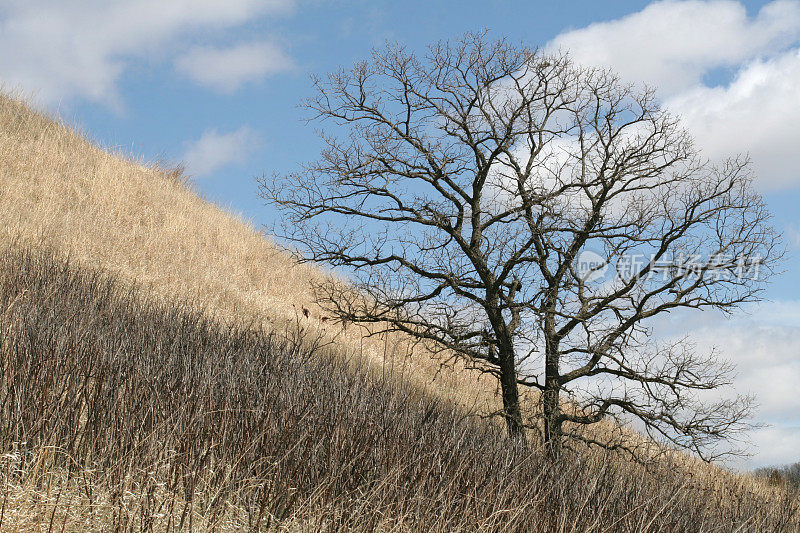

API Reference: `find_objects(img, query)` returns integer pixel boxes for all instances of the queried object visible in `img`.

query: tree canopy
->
[260,34,782,460]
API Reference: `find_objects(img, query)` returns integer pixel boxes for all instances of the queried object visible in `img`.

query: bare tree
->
[259,34,781,459]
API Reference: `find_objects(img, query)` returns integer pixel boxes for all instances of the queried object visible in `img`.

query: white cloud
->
[748,426,800,468]
[0,0,294,106]
[549,1,800,190]
[786,224,800,249]
[651,302,800,467]
[549,0,800,96]
[175,41,293,93]
[182,126,261,177]
[666,49,800,190]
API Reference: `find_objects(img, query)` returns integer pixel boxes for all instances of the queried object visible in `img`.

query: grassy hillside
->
[0,93,798,530]
[0,246,797,531]
[0,92,497,413]
[0,92,315,327]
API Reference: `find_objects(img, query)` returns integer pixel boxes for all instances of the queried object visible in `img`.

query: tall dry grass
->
[0,246,797,532]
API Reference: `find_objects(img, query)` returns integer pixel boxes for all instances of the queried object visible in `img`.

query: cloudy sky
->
[1,0,798,469]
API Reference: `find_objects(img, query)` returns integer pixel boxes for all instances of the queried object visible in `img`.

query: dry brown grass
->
[0,246,796,532]
[0,92,314,327]
[0,91,497,414]
[0,91,796,530]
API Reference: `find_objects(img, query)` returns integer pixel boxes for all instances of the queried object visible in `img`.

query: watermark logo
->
[576,250,609,282]
[575,250,763,284]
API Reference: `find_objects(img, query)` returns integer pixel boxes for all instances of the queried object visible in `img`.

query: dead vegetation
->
[0,246,797,532]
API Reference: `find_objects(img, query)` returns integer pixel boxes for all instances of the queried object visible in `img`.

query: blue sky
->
[2,0,799,468]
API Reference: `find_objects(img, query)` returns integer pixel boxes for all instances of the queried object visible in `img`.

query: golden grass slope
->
[0,92,318,328]
[0,92,498,411]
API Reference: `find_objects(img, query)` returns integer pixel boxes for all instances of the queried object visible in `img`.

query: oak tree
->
[260,34,781,459]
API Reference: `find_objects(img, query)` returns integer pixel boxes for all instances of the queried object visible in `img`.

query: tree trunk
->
[498,341,525,442]
[543,336,562,451]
